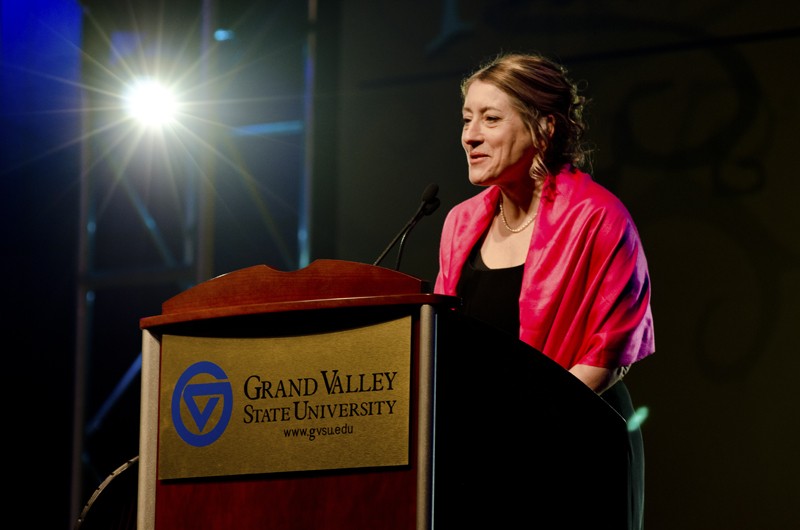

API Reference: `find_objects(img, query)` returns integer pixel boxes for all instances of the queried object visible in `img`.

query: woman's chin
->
[468,172,494,186]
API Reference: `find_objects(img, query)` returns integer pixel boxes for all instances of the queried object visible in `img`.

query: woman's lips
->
[469,152,487,163]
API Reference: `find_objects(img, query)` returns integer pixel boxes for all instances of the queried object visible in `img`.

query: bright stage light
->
[124,79,179,127]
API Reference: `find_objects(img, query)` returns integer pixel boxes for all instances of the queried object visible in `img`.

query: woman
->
[434,52,655,529]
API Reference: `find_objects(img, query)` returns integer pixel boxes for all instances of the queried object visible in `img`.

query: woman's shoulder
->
[554,167,633,221]
[447,186,499,218]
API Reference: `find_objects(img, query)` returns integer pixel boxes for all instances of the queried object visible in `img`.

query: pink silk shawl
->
[434,166,655,370]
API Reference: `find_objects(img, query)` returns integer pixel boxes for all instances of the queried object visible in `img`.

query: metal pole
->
[197,0,217,283]
[299,0,317,267]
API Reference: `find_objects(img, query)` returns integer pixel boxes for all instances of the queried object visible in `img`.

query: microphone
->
[373,183,440,270]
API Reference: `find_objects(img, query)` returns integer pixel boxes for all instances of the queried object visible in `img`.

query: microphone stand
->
[394,198,440,270]
[373,184,439,269]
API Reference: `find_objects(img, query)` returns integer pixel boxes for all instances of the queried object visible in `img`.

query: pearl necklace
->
[498,201,536,233]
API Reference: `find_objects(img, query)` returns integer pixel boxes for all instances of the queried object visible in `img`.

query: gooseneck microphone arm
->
[373,183,440,269]
[394,196,440,270]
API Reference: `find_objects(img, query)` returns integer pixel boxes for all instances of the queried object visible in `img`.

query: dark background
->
[2,1,798,529]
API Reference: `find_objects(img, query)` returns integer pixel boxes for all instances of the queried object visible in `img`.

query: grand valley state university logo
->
[171,360,233,447]
[157,320,412,479]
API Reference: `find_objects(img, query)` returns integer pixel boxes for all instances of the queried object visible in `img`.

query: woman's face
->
[461,80,536,187]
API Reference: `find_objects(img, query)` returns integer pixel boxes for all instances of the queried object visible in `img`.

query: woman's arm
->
[569,363,630,394]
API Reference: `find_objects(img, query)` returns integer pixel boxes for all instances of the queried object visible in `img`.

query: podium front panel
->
[158,317,412,479]
[139,305,435,530]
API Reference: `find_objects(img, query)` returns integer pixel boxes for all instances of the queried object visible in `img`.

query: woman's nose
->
[462,122,482,144]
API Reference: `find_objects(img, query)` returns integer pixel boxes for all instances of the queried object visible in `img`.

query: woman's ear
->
[544,115,555,139]
[534,116,555,150]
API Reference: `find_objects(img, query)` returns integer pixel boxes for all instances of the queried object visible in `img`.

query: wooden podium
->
[138,260,631,529]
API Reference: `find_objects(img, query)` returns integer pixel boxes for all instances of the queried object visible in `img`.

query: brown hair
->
[461,52,590,181]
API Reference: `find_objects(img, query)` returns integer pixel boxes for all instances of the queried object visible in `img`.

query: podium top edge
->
[140,260,460,329]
